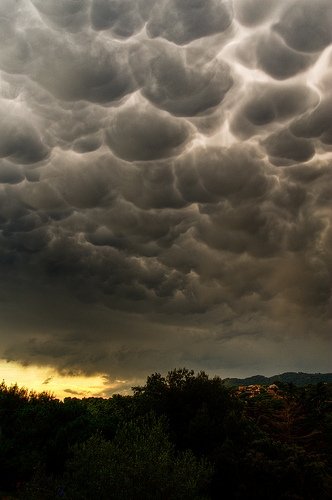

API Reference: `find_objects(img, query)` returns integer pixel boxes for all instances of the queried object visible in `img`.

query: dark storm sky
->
[0,0,331,383]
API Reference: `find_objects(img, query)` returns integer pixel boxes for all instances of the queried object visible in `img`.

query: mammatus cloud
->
[0,0,331,385]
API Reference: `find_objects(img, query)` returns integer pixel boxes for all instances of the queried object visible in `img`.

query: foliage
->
[224,372,332,387]
[0,372,331,499]
[62,415,212,500]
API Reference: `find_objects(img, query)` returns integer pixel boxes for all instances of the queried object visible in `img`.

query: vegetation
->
[223,371,332,387]
[0,370,331,499]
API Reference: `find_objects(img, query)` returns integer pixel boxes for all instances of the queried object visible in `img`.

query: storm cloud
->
[0,0,331,385]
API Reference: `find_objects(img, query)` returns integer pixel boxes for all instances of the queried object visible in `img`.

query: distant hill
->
[223,372,332,387]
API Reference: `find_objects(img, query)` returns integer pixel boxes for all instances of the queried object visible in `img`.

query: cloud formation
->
[0,0,331,384]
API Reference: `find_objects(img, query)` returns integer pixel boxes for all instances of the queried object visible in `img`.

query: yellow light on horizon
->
[0,359,130,400]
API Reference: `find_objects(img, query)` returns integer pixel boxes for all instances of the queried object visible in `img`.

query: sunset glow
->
[0,359,131,399]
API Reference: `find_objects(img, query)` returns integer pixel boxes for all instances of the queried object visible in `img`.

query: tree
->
[26,415,212,500]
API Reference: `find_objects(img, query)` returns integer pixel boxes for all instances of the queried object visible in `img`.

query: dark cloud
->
[146,0,233,45]
[274,0,332,53]
[119,161,185,210]
[262,129,315,166]
[234,0,280,26]
[30,0,89,32]
[0,161,24,185]
[0,101,49,164]
[175,145,269,204]
[130,40,233,117]
[29,31,135,103]
[255,33,314,80]
[231,83,319,139]
[0,0,331,384]
[236,32,314,80]
[105,99,192,161]
[91,0,146,37]
[291,97,332,145]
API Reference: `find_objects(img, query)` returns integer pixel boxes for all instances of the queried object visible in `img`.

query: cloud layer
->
[0,0,331,382]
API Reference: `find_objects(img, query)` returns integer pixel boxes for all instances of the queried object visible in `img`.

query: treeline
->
[0,369,331,499]
[223,372,332,387]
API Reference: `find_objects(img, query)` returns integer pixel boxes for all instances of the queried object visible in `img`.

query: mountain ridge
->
[223,371,332,387]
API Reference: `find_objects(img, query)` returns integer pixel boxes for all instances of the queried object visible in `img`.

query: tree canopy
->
[0,370,331,499]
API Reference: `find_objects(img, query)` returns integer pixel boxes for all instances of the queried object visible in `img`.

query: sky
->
[0,0,331,397]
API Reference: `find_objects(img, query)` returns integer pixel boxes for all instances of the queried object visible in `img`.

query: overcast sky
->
[0,0,331,393]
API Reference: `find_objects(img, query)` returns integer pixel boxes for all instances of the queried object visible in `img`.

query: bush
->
[24,415,212,500]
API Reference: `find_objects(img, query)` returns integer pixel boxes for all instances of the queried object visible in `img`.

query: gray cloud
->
[234,0,281,26]
[0,101,49,164]
[291,97,332,145]
[274,0,332,53]
[0,160,24,185]
[175,144,269,204]
[91,0,147,37]
[130,40,233,117]
[105,98,192,161]
[236,32,315,80]
[0,0,331,384]
[262,129,315,166]
[146,0,233,45]
[231,83,319,139]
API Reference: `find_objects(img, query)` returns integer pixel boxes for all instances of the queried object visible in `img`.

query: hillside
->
[223,371,332,387]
